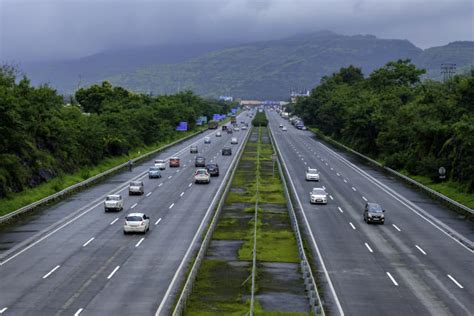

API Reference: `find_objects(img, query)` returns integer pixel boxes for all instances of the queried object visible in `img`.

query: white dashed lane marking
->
[42,265,60,279]
[447,274,464,289]
[82,237,95,247]
[386,272,399,286]
[415,245,427,255]
[110,218,119,225]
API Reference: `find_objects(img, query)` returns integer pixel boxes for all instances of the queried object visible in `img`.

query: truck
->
[230,115,236,124]
[208,120,218,129]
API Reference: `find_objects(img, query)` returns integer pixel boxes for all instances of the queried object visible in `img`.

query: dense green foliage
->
[295,60,474,193]
[251,111,268,126]
[107,32,473,99]
[0,66,232,198]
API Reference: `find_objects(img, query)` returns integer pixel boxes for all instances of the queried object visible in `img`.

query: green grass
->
[0,127,205,217]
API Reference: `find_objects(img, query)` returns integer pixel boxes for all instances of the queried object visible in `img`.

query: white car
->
[123,213,150,234]
[154,159,166,170]
[241,125,248,130]
[194,168,211,184]
[279,124,283,128]
[216,131,222,137]
[204,137,211,144]
[282,126,287,131]
[104,194,123,212]
[305,168,320,181]
[310,188,328,204]
[231,137,238,144]
[234,126,240,131]
[129,180,144,195]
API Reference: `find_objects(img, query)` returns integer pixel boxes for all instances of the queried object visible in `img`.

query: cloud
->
[1,0,472,62]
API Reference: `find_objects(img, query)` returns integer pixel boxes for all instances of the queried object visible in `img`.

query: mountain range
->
[16,31,474,100]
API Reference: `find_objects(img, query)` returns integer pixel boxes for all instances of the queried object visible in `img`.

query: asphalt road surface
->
[0,111,252,316]
[268,110,473,316]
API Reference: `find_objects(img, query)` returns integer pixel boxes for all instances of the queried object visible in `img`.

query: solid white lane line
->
[392,224,401,232]
[135,238,145,248]
[447,274,464,289]
[338,207,343,213]
[169,203,175,209]
[74,308,83,316]
[0,307,8,314]
[351,187,357,191]
[415,245,427,255]
[168,176,172,179]
[349,222,356,230]
[329,195,334,200]
[131,203,138,209]
[343,179,348,183]
[155,218,162,225]
[158,183,163,187]
[188,183,192,187]
[146,192,152,197]
[43,265,60,279]
[365,243,374,253]
[386,272,399,286]
[110,218,119,225]
[362,196,368,201]
[336,173,340,176]
[107,265,120,279]
[180,192,185,197]
[82,237,95,247]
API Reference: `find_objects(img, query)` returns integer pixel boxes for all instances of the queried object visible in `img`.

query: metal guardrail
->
[311,130,473,216]
[0,129,207,224]
[268,126,324,316]
[172,126,252,316]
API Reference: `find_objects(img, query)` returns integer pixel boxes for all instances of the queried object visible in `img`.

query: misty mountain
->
[107,31,473,99]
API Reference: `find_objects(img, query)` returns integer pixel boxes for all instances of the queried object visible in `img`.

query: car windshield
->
[312,189,325,195]
[130,181,142,186]
[150,167,159,171]
[156,160,164,163]
[368,204,383,213]
[125,216,142,222]
[207,164,217,168]
[308,168,317,173]
[106,196,120,201]
[196,170,207,174]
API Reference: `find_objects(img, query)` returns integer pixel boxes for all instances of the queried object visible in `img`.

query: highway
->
[0,111,252,316]
[267,110,473,316]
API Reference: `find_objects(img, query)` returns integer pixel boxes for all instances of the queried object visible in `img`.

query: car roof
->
[107,194,121,198]
[312,187,325,192]
[127,212,145,217]
[131,180,143,184]
[170,156,179,159]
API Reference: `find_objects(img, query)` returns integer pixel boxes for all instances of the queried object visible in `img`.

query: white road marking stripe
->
[158,183,163,187]
[169,203,175,209]
[168,176,172,179]
[176,169,180,172]
[365,243,374,253]
[131,203,137,209]
[392,224,401,232]
[336,173,340,176]
[82,237,95,247]
[0,308,7,314]
[362,196,368,201]
[349,222,356,230]
[329,195,334,200]
[43,265,60,279]
[330,167,334,170]
[110,218,119,225]
[447,274,464,288]
[343,179,348,183]
[386,272,399,286]
[107,266,120,279]
[352,187,357,191]
[188,183,192,187]
[304,162,307,165]
[135,238,145,248]
[155,218,162,225]
[338,207,343,213]
[183,164,186,167]
[74,308,83,316]
[146,192,152,197]
[415,245,427,255]
[180,192,185,197]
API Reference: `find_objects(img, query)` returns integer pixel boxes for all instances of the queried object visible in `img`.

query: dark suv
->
[206,163,219,176]
[195,156,206,167]
[363,203,385,224]
[222,147,232,156]
[190,145,198,154]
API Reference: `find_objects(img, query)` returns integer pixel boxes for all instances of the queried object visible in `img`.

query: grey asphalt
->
[267,110,473,316]
[0,111,253,316]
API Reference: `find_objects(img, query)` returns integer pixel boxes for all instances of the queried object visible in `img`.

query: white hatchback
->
[123,213,150,234]
[310,188,328,204]
[305,168,320,181]
[231,137,238,144]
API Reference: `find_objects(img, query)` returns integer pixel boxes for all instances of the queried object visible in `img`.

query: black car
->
[195,156,206,167]
[222,147,232,156]
[226,129,233,134]
[363,202,385,224]
[222,125,228,131]
[206,163,219,176]
[190,145,198,154]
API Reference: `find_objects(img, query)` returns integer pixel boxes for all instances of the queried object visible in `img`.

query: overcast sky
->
[1,0,473,62]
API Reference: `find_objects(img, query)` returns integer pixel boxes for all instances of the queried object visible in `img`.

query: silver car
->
[155,159,166,170]
[231,137,238,144]
[194,168,211,184]
[305,167,320,181]
[104,194,123,212]
[129,180,144,195]
[123,213,150,234]
[310,187,328,204]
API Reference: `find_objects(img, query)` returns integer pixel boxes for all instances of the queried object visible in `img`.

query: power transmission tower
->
[441,63,456,82]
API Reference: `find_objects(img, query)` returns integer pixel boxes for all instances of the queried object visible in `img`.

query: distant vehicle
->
[227,129,233,134]
[129,180,144,195]
[222,146,232,156]
[148,167,162,179]
[155,159,166,170]
[195,156,206,167]
[231,137,238,144]
[204,137,211,144]
[309,187,327,204]
[208,120,218,129]
[206,163,219,176]
[194,168,211,184]
[230,115,237,124]
[364,203,385,224]
[234,126,240,131]
[282,126,287,131]
[169,157,180,168]
[216,131,222,137]
[123,213,150,234]
[190,145,198,154]
[104,194,123,212]
[279,124,283,128]
[222,125,228,131]
[241,125,248,130]
[305,168,320,181]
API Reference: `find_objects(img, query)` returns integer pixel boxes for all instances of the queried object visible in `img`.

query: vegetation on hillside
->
[295,60,474,193]
[0,66,232,199]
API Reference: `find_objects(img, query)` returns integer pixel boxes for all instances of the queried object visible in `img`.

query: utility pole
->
[441,63,456,82]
